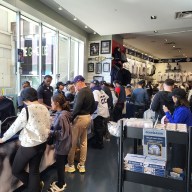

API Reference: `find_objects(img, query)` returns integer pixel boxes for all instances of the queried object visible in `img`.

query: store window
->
[42,26,56,76]
[58,34,69,82]
[20,16,39,75]
[70,38,79,80]
[79,42,84,75]
[20,16,40,89]
[0,6,17,94]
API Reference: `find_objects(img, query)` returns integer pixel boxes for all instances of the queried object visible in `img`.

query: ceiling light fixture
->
[85,25,88,28]
[58,6,62,11]
[73,17,77,21]
[154,30,158,33]
[93,31,96,35]
[151,16,157,19]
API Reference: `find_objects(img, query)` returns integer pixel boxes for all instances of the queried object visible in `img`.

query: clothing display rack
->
[117,120,192,192]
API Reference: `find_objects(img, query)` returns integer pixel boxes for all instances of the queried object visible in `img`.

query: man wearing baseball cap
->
[65,75,95,173]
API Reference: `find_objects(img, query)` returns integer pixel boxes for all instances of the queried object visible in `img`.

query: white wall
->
[87,34,112,83]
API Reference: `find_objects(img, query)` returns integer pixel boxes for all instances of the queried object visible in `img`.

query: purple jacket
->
[51,110,72,155]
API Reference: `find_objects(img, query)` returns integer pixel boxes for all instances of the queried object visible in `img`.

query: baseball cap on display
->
[90,80,100,86]
[171,88,186,99]
[73,75,85,83]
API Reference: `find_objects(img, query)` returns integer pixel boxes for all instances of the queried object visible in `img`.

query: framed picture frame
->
[93,76,104,82]
[95,62,102,74]
[88,63,94,72]
[90,43,99,56]
[103,62,110,72]
[101,40,111,54]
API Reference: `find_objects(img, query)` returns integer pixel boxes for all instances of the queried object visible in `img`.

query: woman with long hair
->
[0,87,50,192]
[163,88,192,174]
[47,94,72,192]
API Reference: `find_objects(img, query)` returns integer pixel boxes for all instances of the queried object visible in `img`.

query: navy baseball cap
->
[73,75,85,83]
[171,88,186,99]
[90,80,100,86]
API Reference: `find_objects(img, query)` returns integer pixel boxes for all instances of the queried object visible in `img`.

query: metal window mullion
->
[54,30,59,83]
[16,11,21,94]
[39,22,42,83]
[68,37,71,80]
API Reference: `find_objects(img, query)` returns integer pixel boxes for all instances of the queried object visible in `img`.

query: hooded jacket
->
[51,110,72,155]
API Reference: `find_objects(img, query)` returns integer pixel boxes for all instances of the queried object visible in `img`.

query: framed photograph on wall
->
[93,76,104,82]
[95,62,102,74]
[101,40,111,54]
[90,43,99,56]
[103,62,110,72]
[88,63,94,72]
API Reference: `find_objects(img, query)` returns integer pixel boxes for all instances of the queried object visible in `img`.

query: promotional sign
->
[143,128,167,160]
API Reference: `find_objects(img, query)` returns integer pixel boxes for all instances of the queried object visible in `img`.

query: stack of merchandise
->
[124,153,166,177]
[124,154,146,173]
[144,156,166,177]
[177,124,187,132]
[125,118,153,129]
[154,123,187,132]
[166,123,177,131]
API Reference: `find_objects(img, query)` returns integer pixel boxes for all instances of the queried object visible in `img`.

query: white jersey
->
[92,90,109,119]
[182,72,188,82]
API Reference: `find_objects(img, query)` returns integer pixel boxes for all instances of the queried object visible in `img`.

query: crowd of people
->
[1,74,192,191]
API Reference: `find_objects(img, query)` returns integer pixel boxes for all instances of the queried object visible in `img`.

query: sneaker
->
[47,182,67,192]
[65,164,76,173]
[77,163,86,173]
[40,181,44,192]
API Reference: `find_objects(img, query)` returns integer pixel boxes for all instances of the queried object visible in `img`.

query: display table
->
[117,121,192,192]
[0,136,55,192]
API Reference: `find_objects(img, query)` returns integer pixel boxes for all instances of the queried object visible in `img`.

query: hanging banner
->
[143,128,167,160]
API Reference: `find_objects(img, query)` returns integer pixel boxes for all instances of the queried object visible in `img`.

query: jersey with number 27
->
[92,90,109,119]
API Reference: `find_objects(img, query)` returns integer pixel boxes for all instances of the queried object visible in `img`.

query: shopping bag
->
[108,121,120,137]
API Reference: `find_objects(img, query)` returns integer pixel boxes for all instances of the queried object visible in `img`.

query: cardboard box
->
[124,154,146,173]
[144,156,166,177]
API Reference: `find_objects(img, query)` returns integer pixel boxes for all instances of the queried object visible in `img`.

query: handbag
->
[47,132,56,145]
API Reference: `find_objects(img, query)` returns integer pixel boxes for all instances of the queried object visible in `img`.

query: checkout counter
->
[0,115,93,192]
[0,133,55,192]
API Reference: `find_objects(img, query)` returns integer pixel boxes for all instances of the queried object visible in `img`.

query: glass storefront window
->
[58,34,69,82]
[20,76,40,90]
[42,26,56,76]
[70,39,79,80]
[20,16,40,76]
[0,6,17,95]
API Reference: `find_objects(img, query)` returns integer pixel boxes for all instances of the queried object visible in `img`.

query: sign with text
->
[143,129,167,160]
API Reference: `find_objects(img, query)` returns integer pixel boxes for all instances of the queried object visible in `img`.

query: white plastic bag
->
[143,109,155,120]
[108,121,120,137]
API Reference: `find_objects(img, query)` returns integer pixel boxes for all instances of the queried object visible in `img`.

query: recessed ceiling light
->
[73,17,77,21]
[58,6,62,11]
[85,25,88,28]
[151,16,157,19]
